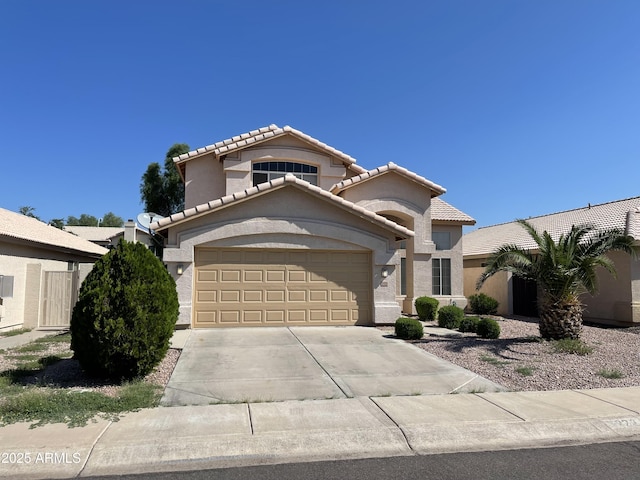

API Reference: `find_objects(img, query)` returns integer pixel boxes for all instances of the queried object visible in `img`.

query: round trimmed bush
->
[415,296,439,321]
[394,317,424,340]
[468,293,499,315]
[459,316,480,333]
[477,317,501,339]
[70,240,179,380]
[437,305,464,330]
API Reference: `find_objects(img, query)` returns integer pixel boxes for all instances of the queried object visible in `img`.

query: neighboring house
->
[65,222,155,250]
[152,124,474,328]
[0,208,107,332]
[463,197,640,326]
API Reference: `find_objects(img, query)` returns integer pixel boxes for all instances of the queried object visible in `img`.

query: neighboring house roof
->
[431,198,476,225]
[64,226,124,242]
[152,174,414,238]
[463,196,640,257]
[330,162,446,197]
[174,124,367,176]
[0,208,108,257]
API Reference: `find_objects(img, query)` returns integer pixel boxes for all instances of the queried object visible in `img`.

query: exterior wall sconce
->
[177,265,184,275]
[381,267,388,278]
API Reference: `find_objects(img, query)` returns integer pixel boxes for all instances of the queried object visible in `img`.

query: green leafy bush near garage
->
[394,317,424,340]
[476,317,501,339]
[70,241,179,380]
[468,293,500,315]
[414,296,439,321]
[437,305,465,330]
[458,316,481,333]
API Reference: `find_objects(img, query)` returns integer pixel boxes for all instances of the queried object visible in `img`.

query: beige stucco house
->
[463,197,640,326]
[153,125,475,328]
[0,208,107,332]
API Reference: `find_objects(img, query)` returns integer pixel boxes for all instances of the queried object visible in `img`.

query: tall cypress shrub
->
[71,240,178,380]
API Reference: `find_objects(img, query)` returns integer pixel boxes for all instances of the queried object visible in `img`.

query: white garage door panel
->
[194,248,371,328]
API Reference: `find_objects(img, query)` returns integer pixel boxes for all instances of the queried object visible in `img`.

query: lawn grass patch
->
[0,381,161,428]
[550,338,594,355]
[597,368,624,379]
[0,328,33,337]
[515,366,536,376]
[479,354,510,367]
[0,331,163,428]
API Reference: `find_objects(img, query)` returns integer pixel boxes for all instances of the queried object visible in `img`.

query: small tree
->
[140,143,190,217]
[477,220,637,340]
[71,241,178,380]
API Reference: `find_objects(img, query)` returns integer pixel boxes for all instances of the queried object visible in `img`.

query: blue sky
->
[1,0,638,231]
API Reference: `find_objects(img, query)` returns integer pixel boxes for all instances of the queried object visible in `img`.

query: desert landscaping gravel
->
[409,317,640,391]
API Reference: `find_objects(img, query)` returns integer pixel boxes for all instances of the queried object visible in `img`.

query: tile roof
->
[431,198,476,225]
[463,196,640,257]
[64,226,124,242]
[174,124,366,174]
[152,174,414,238]
[330,162,446,196]
[0,208,108,256]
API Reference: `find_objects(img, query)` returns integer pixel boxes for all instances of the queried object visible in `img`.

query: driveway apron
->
[161,326,503,406]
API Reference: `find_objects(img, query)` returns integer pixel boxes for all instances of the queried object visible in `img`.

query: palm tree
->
[477,220,637,340]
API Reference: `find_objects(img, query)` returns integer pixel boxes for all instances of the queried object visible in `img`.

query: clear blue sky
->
[2,0,638,230]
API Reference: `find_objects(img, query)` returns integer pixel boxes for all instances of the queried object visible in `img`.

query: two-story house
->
[152,125,475,328]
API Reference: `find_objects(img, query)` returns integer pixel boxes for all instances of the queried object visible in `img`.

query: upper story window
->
[432,231,451,250]
[252,161,318,186]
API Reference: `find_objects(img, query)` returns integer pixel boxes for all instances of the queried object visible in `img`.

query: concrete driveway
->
[161,326,504,406]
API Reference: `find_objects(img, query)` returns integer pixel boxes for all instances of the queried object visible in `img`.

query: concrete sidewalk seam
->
[77,419,113,477]
[247,403,254,435]
[368,396,415,454]
[575,389,640,415]
[474,393,528,422]
[449,374,481,394]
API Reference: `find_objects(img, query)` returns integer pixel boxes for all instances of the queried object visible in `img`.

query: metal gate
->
[40,271,79,328]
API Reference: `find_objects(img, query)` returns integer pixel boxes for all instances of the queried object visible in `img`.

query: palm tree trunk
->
[538,299,583,340]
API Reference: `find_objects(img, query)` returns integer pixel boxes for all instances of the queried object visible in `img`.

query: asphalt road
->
[88,441,640,480]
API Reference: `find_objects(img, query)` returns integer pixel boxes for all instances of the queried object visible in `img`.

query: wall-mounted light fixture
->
[177,265,184,275]
[381,267,388,278]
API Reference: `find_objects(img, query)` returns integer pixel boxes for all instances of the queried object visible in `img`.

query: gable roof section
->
[64,226,124,242]
[330,162,446,197]
[174,124,367,176]
[152,174,414,239]
[463,196,640,257]
[431,198,476,225]
[0,208,108,257]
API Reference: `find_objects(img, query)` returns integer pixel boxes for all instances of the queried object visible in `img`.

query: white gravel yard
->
[403,317,640,391]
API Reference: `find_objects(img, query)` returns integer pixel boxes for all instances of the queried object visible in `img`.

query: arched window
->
[252,161,318,186]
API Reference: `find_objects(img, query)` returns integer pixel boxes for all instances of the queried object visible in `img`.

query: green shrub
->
[394,317,424,340]
[437,305,464,329]
[476,317,501,339]
[468,293,499,315]
[459,316,480,333]
[71,241,179,380]
[414,296,439,321]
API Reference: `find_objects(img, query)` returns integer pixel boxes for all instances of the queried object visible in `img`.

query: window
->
[432,231,451,250]
[400,257,407,295]
[252,161,318,186]
[0,275,14,298]
[432,259,451,295]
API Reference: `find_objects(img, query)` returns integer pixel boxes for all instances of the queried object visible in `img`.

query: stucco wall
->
[463,258,510,316]
[184,153,225,209]
[0,241,100,331]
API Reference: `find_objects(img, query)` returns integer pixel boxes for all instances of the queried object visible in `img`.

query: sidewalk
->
[1,386,639,479]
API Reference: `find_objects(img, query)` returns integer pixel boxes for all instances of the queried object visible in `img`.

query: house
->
[463,197,640,326]
[0,208,107,332]
[152,124,475,328]
[65,222,155,250]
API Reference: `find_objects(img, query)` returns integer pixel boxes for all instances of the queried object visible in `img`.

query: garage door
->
[193,248,371,327]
